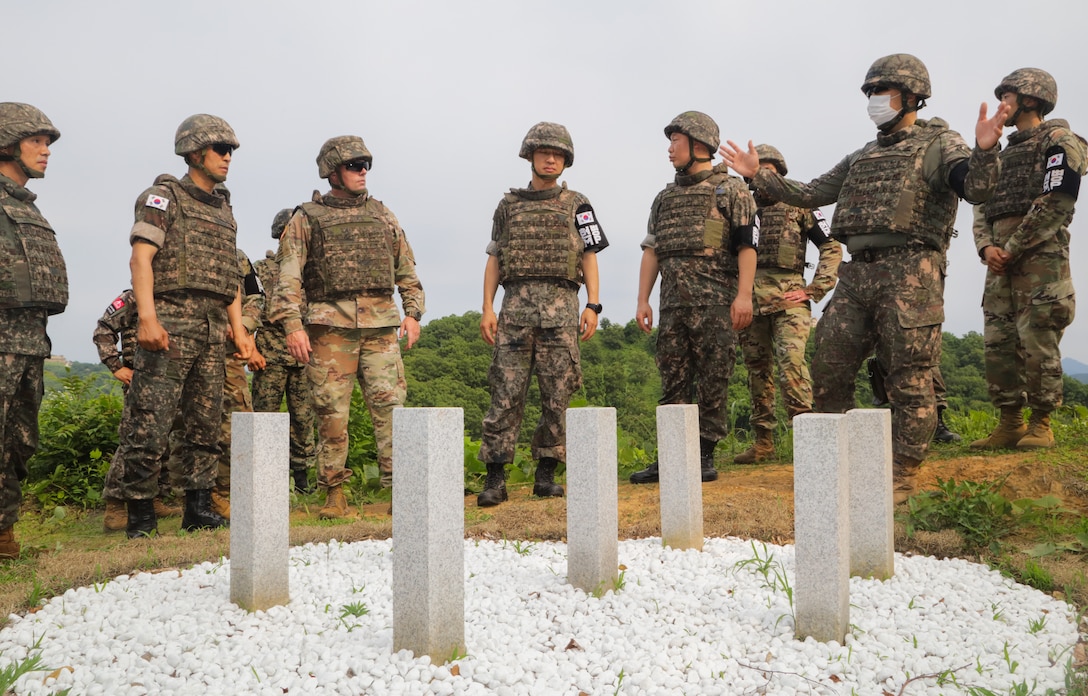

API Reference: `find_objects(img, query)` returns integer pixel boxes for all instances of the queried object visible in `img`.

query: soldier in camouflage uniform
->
[867,359,962,442]
[250,209,318,494]
[726,145,842,464]
[270,136,424,519]
[103,114,253,538]
[629,112,758,485]
[477,122,608,507]
[722,54,1009,503]
[93,289,184,531]
[0,103,66,560]
[971,68,1086,450]
[211,248,265,520]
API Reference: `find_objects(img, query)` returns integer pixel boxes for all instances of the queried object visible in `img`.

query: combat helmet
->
[519,122,574,167]
[271,208,293,240]
[317,136,372,179]
[754,144,788,176]
[0,102,61,149]
[995,68,1057,117]
[664,111,719,173]
[861,54,931,100]
[174,114,239,155]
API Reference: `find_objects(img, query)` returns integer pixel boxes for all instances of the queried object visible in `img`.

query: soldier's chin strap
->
[0,144,45,179]
[531,164,560,181]
[675,138,712,175]
[189,148,227,184]
[877,93,926,134]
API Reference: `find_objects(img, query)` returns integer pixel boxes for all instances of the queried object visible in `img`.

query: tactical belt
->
[850,242,937,263]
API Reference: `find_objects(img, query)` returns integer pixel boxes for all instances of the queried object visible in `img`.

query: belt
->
[850,243,937,263]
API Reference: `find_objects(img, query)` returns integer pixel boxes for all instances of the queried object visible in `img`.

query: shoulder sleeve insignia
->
[145,194,170,211]
[106,295,126,315]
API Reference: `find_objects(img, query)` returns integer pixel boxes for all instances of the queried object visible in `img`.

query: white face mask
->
[867,94,899,127]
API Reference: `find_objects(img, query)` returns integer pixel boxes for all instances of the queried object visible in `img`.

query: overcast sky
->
[9,1,1088,365]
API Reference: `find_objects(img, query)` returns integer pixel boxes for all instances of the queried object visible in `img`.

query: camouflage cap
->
[0,102,60,149]
[271,208,293,240]
[664,111,720,153]
[317,135,372,179]
[754,144,788,176]
[861,54,931,100]
[995,68,1057,116]
[519,122,574,167]
[174,114,239,155]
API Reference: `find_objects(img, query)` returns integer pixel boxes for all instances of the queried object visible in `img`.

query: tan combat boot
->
[0,525,19,560]
[319,485,357,520]
[153,495,182,518]
[892,456,923,505]
[1017,410,1055,449]
[103,498,128,533]
[210,487,231,520]
[969,407,1027,450]
[733,429,776,464]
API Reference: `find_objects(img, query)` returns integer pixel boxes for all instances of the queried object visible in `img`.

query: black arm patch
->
[806,209,833,246]
[575,203,609,253]
[243,259,264,296]
[730,218,759,255]
[1042,145,1081,199]
[948,160,970,200]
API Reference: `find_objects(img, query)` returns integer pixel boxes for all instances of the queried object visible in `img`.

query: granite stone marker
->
[566,407,619,593]
[793,412,850,643]
[392,408,466,662]
[657,404,703,551]
[230,411,290,612]
[847,408,894,579]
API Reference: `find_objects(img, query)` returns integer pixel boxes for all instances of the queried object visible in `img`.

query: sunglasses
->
[343,159,371,173]
[210,143,235,157]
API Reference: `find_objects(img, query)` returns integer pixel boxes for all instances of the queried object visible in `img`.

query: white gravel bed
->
[0,537,1078,695]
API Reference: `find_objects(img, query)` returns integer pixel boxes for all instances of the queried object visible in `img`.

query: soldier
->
[629,111,758,485]
[270,136,424,519]
[250,209,318,494]
[727,145,842,464]
[103,113,253,538]
[476,122,608,507]
[721,54,1008,502]
[93,289,183,531]
[0,103,66,560]
[866,359,962,443]
[971,68,1086,450]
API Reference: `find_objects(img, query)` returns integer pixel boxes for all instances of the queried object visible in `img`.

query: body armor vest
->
[653,172,737,273]
[151,176,240,302]
[0,184,68,314]
[986,120,1070,223]
[831,121,958,250]
[497,187,582,284]
[755,201,807,273]
[300,193,396,301]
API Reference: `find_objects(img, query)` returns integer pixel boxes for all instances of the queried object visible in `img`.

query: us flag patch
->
[145,194,170,211]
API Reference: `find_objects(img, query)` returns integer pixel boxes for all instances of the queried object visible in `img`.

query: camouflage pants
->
[104,335,225,500]
[103,395,183,500]
[932,365,948,410]
[812,249,943,463]
[307,325,405,489]
[252,363,317,472]
[656,304,736,444]
[740,305,813,432]
[0,353,44,530]
[982,266,1075,412]
[216,350,252,490]
[479,322,581,464]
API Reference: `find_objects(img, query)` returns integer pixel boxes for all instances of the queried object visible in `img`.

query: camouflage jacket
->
[751,201,842,315]
[251,251,302,367]
[92,289,137,372]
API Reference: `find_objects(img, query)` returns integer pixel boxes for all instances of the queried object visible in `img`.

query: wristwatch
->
[585,303,603,314]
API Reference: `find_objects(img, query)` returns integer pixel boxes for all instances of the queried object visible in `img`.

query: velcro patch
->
[145,194,170,211]
[809,209,832,244]
[106,295,126,315]
[575,203,609,251]
[1042,145,1081,199]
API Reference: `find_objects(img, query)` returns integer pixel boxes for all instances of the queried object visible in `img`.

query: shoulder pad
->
[153,174,180,187]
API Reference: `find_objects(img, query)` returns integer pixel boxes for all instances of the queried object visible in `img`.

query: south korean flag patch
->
[1041,145,1081,199]
[105,295,126,316]
[145,193,170,211]
[575,203,609,252]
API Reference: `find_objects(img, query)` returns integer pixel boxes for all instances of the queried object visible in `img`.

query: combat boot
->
[629,462,659,484]
[1017,410,1055,450]
[892,456,923,505]
[932,406,962,443]
[0,525,19,560]
[969,407,1027,450]
[153,495,182,518]
[103,498,127,533]
[733,429,776,464]
[478,463,509,507]
[181,489,229,531]
[292,469,313,494]
[210,486,231,520]
[126,499,158,539]
[700,438,719,482]
[533,458,565,498]
[318,485,357,520]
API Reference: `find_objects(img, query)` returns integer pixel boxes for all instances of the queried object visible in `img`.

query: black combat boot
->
[533,457,565,498]
[629,462,659,484]
[700,438,719,482]
[292,469,313,494]
[932,406,962,443]
[181,489,229,531]
[477,463,508,507]
[126,499,157,539]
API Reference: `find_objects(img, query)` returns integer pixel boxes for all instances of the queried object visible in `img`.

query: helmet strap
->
[675,139,711,174]
[15,142,44,179]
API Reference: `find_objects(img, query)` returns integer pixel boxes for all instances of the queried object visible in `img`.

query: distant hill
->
[1063,357,1088,384]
